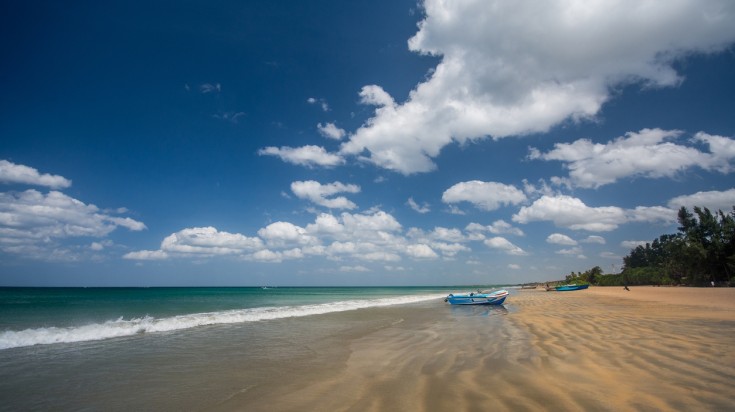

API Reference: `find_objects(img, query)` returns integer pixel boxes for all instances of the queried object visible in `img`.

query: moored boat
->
[555,284,589,291]
[445,289,509,305]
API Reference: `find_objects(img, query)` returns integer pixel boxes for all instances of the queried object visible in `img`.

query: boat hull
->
[555,284,590,291]
[445,290,509,305]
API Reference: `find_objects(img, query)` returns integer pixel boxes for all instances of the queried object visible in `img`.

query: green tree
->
[585,266,602,285]
[616,205,735,286]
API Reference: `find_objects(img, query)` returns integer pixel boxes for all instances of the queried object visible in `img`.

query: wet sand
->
[218,287,735,411]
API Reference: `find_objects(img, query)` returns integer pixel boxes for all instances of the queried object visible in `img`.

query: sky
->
[2,0,735,286]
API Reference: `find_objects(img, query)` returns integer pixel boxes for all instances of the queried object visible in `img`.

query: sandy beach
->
[218,286,735,411]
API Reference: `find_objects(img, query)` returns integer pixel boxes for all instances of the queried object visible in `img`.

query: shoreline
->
[2,287,732,411]
[219,286,735,411]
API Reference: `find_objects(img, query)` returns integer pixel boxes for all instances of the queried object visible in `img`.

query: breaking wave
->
[0,293,444,350]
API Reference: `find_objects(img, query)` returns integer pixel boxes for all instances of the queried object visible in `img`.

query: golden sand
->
[508,287,735,411]
[586,285,735,313]
[219,287,735,411]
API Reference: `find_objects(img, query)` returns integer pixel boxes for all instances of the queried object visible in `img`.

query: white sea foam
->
[0,293,445,350]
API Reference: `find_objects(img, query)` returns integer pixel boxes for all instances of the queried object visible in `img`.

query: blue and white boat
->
[555,284,589,291]
[445,289,509,305]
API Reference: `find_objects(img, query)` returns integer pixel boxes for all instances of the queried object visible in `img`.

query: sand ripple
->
[219,288,735,411]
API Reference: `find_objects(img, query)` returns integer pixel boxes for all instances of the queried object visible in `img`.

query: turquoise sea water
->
[0,286,506,349]
[0,286,511,410]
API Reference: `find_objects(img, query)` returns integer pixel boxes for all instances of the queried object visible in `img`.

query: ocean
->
[0,286,512,410]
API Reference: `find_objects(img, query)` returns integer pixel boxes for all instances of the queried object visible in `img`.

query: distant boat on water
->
[520,285,537,289]
[555,284,589,291]
[445,289,509,305]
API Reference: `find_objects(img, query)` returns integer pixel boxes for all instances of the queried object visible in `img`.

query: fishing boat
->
[445,289,509,305]
[555,284,589,291]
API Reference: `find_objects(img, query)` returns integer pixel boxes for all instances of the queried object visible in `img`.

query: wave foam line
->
[0,293,444,350]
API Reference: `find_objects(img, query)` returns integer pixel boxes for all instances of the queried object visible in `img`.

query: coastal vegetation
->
[571,206,735,287]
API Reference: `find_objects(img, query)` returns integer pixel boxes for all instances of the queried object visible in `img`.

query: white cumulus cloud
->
[258,145,344,168]
[546,233,577,246]
[0,189,145,260]
[514,195,680,232]
[405,244,439,259]
[161,227,263,255]
[582,235,606,245]
[317,122,346,140]
[484,236,527,256]
[529,129,735,188]
[338,0,735,174]
[258,221,317,248]
[513,195,626,232]
[406,197,430,214]
[442,181,526,211]
[487,220,524,236]
[123,250,169,261]
[125,209,474,264]
[359,85,396,108]
[668,188,735,213]
[465,220,525,240]
[291,180,360,210]
[0,160,72,189]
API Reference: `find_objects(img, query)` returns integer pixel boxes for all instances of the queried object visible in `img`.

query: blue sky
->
[2,0,735,286]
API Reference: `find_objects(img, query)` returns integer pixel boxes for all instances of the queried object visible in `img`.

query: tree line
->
[567,205,735,287]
